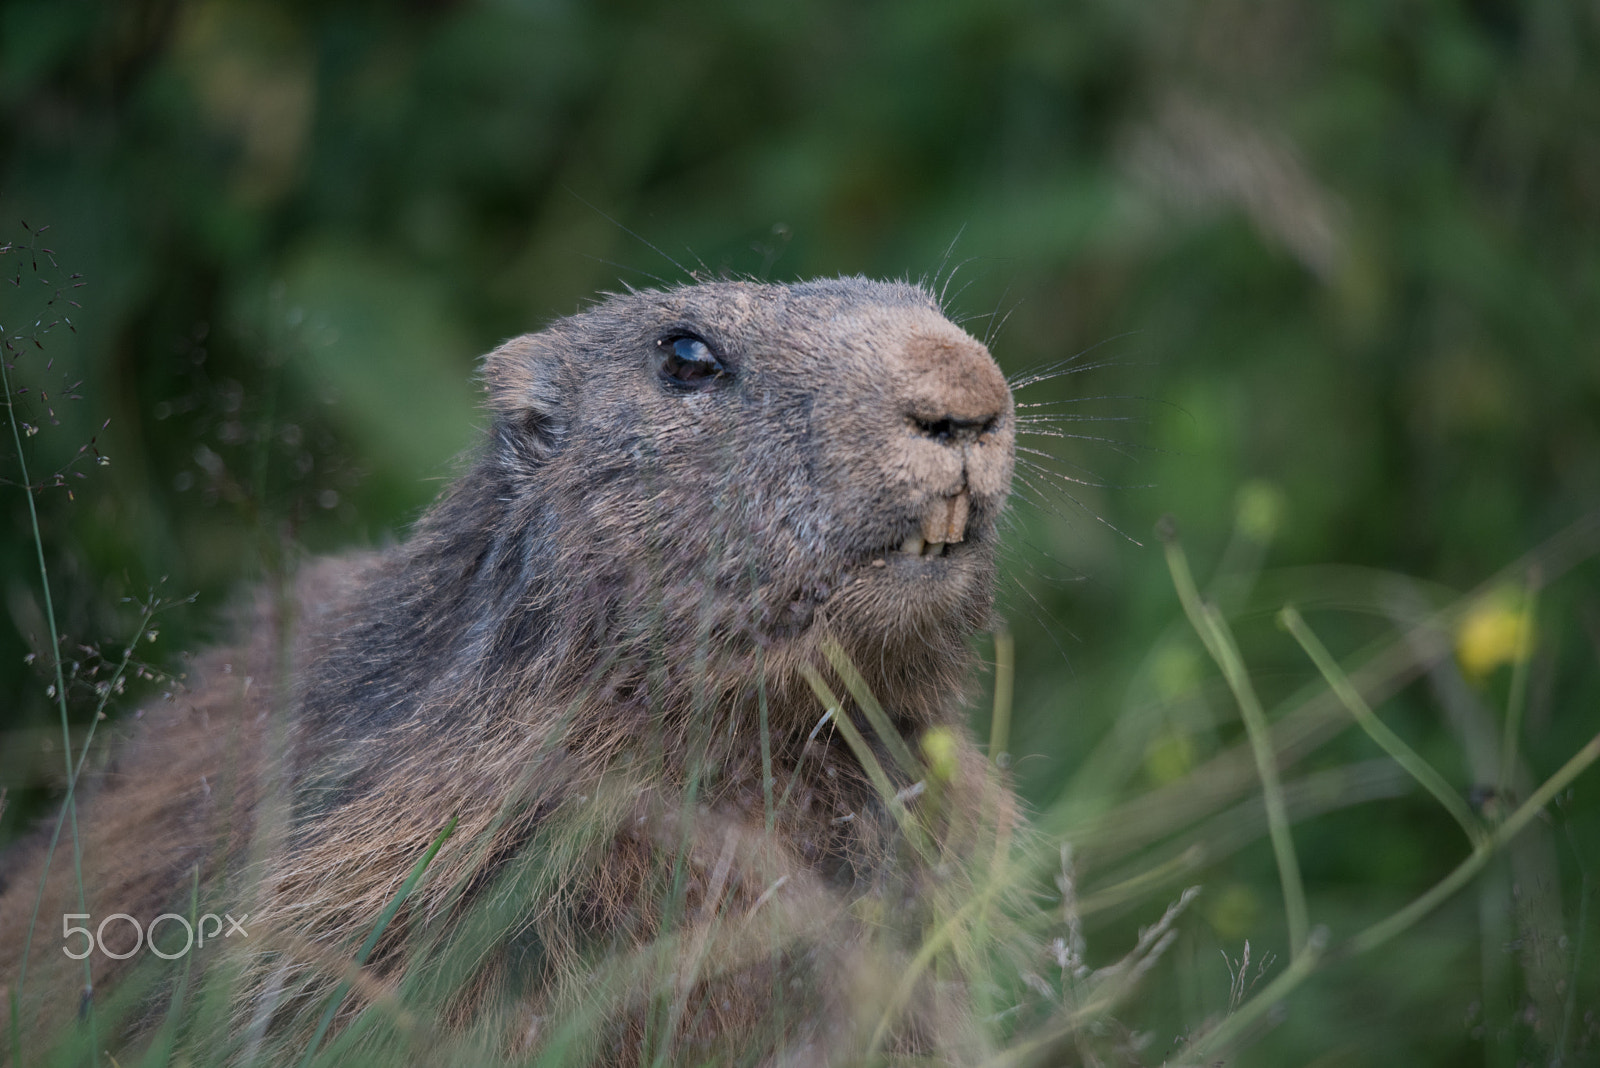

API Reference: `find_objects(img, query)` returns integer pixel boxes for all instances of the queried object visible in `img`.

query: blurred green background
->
[3,1,1598,1065]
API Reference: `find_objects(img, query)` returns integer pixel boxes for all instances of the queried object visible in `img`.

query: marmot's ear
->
[482,332,569,461]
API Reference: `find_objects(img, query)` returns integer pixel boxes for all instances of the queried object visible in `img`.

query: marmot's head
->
[477,277,1015,721]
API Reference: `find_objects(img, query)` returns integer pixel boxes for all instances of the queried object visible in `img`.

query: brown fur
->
[0,277,1021,1065]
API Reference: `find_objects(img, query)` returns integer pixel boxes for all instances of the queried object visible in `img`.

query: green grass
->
[6,225,1599,1068]
[6,494,1596,1064]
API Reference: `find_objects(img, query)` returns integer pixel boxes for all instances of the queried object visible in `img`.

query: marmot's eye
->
[657,334,726,389]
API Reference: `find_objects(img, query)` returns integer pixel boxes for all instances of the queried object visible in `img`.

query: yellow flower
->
[1455,588,1534,681]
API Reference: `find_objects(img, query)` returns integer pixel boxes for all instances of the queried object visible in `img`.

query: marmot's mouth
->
[854,525,982,569]
[834,490,988,573]
[839,488,988,569]
[895,534,948,558]
[892,487,973,559]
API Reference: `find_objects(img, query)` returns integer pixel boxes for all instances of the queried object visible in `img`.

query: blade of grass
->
[981,887,1205,1068]
[1043,510,1600,868]
[967,629,1017,1031]
[1556,822,1590,1064]
[800,661,986,1059]
[2,324,98,1064]
[820,637,922,780]
[319,774,643,1064]
[1497,568,1539,799]
[1279,604,1483,846]
[11,598,160,1037]
[135,864,202,1068]
[1350,730,1600,956]
[989,628,1014,767]
[772,706,832,818]
[1187,729,1600,1063]
[796,663,929,858]
[298,814,457,1067]
[758,669,775,832]
[1078,846,1207,917]
[860,639,1026,1062]
[1198,600,1310,960]
[1177,927,1330,1063]
[1160,518,1309,960]
[864,860,1014,1057]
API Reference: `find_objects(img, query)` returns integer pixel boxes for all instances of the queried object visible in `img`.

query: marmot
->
[1,277,1025,1066]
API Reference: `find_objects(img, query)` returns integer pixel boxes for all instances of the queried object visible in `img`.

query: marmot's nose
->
[912,414,996,445]
[899,328,1011,445]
